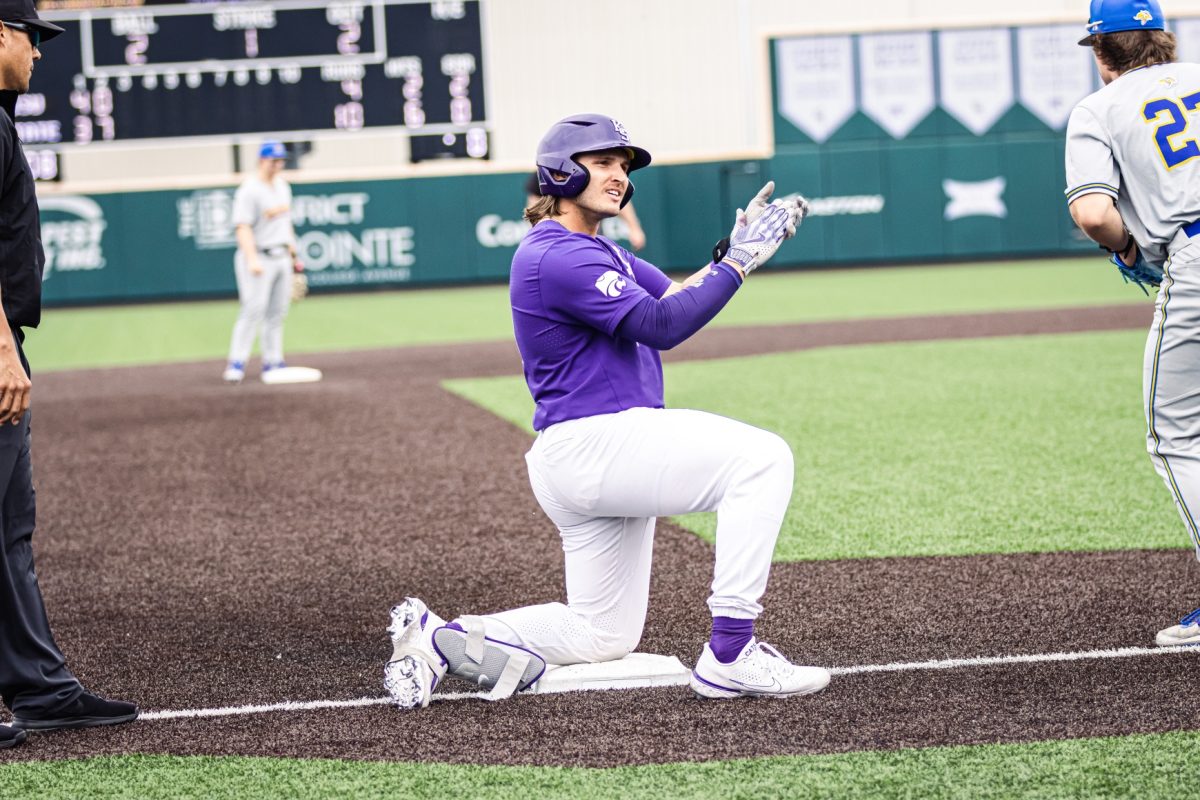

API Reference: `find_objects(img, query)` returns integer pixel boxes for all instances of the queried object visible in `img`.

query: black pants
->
[0,412,81,715]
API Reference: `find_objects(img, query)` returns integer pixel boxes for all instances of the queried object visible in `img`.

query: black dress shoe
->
[0,723,27,749]
[11,692,139,731]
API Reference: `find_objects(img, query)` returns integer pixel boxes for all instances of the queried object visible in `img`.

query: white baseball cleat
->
[690,639,830,699]
[384,598,448,710]
[1156,607,1200,646]
[222,362,245,384]
[383,601,548,709]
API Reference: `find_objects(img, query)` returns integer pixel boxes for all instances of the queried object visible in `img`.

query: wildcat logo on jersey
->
[595,270,626,297]
[611,119,630,142]
[1134,9,1154,24]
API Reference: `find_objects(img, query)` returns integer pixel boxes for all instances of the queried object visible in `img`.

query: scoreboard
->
[22,0,488,175]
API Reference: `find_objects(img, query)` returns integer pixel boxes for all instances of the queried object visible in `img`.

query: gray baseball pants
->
[1144,233,1200,558]
[227,250,293,367]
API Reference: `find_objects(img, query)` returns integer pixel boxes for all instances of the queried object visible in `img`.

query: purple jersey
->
[511,220,673,431]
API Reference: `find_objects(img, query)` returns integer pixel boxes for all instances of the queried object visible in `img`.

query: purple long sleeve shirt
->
[511,220,740,430]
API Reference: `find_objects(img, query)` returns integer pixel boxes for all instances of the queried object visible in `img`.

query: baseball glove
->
[291,272,309,301]
[1110,251,1163,295]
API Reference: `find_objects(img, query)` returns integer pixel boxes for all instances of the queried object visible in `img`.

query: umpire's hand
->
[0,331,29,425]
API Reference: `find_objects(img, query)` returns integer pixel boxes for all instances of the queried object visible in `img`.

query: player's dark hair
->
[524,194,563,225]
[1092,30,1177,74]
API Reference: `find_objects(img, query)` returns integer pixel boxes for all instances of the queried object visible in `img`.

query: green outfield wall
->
[36,144,1093,307]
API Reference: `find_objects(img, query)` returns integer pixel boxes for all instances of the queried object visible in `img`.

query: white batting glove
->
[723,182,775,252]
[722,202,792,276]
[741,181,776,226]
[774,194,810,239]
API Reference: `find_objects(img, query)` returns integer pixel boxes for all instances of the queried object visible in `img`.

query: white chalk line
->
[136,644,1200,722]
[827,644,1197,676]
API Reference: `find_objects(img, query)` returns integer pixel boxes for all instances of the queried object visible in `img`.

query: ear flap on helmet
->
[536,158,590,198]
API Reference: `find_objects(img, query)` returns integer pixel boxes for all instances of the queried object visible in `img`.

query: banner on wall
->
[774,36,856,144]
[771,20,1175,140]
[1017,25,1097,130]
[938,28,1015,135]
[859,32,936,139]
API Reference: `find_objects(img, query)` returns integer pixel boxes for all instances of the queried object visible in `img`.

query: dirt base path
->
[9,302,1199,766]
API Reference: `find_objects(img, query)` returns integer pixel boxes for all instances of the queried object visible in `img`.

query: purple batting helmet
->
[535,114,651,209]
[1078,0,1166,45]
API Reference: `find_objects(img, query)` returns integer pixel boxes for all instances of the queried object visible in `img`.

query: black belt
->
[258,245,289,256]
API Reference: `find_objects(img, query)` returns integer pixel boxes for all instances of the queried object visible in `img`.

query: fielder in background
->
[386,113,828,708]
[0,2,137,752]
[223,140,308,385]
[1065,0,1200,645]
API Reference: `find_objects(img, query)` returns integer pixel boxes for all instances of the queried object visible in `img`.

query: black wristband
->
[1120,235,1137,258]
[1102,231,1135,256]
[712,236,730,264]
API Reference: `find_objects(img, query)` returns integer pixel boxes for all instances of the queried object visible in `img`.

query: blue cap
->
[259,140,288,160]
[1079,0,1166,45]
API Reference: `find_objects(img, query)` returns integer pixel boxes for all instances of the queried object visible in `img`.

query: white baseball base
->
[529,653,690,694]
[261,366,323,385]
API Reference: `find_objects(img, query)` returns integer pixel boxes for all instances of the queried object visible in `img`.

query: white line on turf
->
[828,644,1198,676]
[139,692,484,721]
[135,644,1199,722]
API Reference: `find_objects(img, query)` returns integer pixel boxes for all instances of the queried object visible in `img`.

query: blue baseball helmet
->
[535,114,651,209]
[259,140,288,160]
[1079,0,1166,45]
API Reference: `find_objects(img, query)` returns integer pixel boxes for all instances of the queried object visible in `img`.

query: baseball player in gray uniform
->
[1065,0,1200,645]
[223,140,301,384]
[384,114,830,709]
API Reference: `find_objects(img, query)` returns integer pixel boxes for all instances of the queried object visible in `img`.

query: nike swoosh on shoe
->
[731,678,782,692]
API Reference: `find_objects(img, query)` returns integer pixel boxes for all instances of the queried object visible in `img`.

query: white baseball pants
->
[1144,238,1200,558]
[227,250,293,367]
[479,406,794,665]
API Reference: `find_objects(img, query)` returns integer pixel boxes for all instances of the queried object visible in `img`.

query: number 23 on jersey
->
[1144,91,1200,169]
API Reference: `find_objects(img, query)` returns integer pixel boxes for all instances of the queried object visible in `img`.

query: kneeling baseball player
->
[386,113,828,707]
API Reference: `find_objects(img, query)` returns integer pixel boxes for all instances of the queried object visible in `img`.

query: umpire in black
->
[0,2,136,751]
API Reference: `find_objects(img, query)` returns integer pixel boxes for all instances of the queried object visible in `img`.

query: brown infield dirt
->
[5,302,1200,767]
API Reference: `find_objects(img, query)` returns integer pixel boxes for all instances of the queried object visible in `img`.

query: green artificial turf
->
[26,257,1143,371]
[2,729,1197,799]
[12,258,1176,796]
[25,284,517,371]
[446,329,1182,561]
